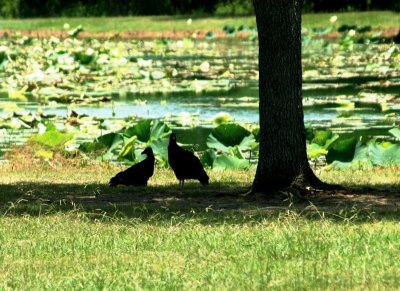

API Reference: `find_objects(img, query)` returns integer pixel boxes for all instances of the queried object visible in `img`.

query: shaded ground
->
[1,164,399,219]
[2,181,399,217]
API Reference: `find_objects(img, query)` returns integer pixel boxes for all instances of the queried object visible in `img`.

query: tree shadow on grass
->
[1,181,399,222]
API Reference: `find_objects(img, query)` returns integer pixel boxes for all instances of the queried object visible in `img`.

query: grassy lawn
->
[0,11,398,33]
[1,162,399,289]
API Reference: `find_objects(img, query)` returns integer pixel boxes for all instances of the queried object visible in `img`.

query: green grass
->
[0,11,398,33]
[1,212,399,289]
[0,162,399,289]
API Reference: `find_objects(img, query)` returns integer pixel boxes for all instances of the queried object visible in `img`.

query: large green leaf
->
[369,142,400,166]
[124,120,151,142]
[97,132,124,152]
[207,123,251,152]
[331,141,372,169]
[149,120,171,143]
[312,130,333,146]
[307,143,328,159]
[150,138,170,167]
[213,154,250,170]
[331,140,400,168]
[124,120,170,144]
[389,128,400,141]
[30,130,73,150]
[239,134,257,151]
[80,132,124,156]
[118,136,137,162]
[326,137,358,163]
[200,149,216,168]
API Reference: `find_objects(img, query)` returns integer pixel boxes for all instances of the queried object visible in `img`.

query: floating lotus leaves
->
[150,71,166,80]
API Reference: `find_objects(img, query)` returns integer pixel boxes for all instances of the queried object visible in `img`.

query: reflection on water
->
[1,87,397,127]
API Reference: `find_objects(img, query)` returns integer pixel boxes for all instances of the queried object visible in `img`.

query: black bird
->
[168,133,209,187]
[109,147,154,187]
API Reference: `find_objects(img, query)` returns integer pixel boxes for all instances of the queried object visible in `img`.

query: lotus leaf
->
[118,135,137,162]
[369,142,400,166]
[307,143,328,159]
[200,149,216,168]
[326,137,358,163]
[207,123,251,152]
[30,130,73,150]
[124,119,151,142]
[389,128,400,140]
[213,154,250,170]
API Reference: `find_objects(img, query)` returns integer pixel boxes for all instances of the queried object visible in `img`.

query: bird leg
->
[179,180,185,187]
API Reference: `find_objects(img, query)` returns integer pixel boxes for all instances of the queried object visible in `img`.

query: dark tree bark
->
[251,0,330,194]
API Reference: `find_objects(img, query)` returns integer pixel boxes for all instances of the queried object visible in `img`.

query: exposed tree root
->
[244,171,346,198]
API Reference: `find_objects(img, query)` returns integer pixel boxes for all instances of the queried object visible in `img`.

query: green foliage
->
[30,124,73,151]
[213,112,233,125]
[307,143,328,159]
[213,154,250,170]
[369,142,400,166]
[0,0,19,18]
[6,0,400,18]
[200,149,216,168]
[124,120,152,142]
[331,140,400,169]
[80,120,171,165]
[207,124,251,151]
[68,25,84,38]
[312,130,333,146]
[118,136,137,162]
[326,137,358,163]
[389,127,400,140]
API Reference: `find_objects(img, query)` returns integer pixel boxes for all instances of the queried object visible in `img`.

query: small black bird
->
[109,147,154,187]
[168,133,209,187]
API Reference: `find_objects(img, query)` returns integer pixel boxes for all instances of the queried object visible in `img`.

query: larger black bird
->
[168,133,209,187]
[109,147,154,187]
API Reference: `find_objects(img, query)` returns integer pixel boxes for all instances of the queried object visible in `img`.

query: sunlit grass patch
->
[0,209,399,289]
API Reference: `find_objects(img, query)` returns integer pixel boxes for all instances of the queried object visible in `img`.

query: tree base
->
[246,171,345,197]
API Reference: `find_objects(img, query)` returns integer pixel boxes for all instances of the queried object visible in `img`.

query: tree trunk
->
[251,0,327,194]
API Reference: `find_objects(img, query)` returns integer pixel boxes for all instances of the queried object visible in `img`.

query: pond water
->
[0,36,399,151]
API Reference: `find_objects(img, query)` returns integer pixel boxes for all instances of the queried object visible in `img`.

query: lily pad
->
[213,154,250,170]
[207,123,251,151]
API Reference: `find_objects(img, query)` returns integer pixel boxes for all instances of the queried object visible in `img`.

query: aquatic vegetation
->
[0,30,398,169]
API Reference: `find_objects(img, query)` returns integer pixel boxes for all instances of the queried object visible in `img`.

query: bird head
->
[141,147,153,157]
[200,175,209,186]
